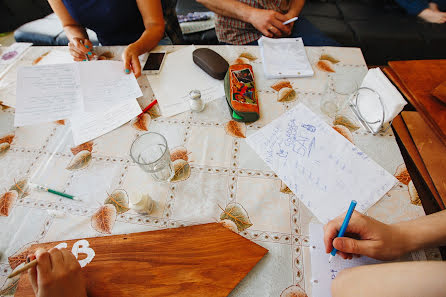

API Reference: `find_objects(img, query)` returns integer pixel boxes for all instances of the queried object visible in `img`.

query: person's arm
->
[332,261,446,297]
[197,0,290,38]
[47,0,94,61]
[122,0,165,78]
[323,210,446,261]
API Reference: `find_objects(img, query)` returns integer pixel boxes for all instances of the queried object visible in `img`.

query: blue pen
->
[329,200,357,263]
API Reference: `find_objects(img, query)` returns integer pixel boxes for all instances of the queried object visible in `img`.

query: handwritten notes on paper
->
[14,64,82,126]
[246,103,396,223]
[79,61,142,112]
[309,224,382,297]
[14,61,142,127]
[70,99,141,146]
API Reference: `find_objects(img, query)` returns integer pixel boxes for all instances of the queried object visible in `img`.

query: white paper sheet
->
[14,64,82,127]
[246,103,397,223]
[79,61,143,112]
[147,45,225,117]
[0,42,32,65]
[38,49,74,65]
[70,99,141,145]
[258,37,314,79]
[309,224,382,297]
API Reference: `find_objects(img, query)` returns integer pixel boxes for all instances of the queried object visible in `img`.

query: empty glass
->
[130,132,174,182]
[320,74,358,117]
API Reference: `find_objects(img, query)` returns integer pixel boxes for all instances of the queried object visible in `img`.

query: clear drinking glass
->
[320,74,358,117]
[130,132,174,182]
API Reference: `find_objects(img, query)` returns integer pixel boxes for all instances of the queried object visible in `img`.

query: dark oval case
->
[193,48,229,80]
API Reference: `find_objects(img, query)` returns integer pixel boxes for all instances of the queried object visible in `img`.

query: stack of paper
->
[14,58,142,145]
[258,37,314,79]
[147,45,225,117]
[246,103,397,223]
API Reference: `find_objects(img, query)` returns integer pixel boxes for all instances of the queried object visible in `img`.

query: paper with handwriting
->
[309,224,382,297]
[246,103,397,223]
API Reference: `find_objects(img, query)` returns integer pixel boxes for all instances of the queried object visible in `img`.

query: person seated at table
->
[395,0,446,23]
[196,0,339,46]
[324,210,446,297]
[47,0,165,77]
[27,248,87,297]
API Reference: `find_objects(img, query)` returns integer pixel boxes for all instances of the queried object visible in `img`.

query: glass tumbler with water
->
[130,132,174,182]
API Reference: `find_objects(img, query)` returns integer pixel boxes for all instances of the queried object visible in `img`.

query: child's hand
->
[122,43,142,78]
[28,248,87,297]
[323,211,408,261]
[68,38,95,61]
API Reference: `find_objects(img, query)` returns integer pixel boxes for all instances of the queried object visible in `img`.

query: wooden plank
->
[392,115,444,210]
[10,223,268,297]
[387,60,446,146]
[402,112,446,208]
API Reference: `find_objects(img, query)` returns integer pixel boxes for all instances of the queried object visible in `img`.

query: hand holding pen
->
[68,38,95,62]
[323,207,409,261]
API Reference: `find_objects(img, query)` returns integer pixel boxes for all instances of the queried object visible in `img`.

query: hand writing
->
[68,38,95,61]
[323,211,408,261]
[28,248,87,297]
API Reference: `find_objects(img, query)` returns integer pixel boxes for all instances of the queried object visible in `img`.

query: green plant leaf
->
[66,150,92,171]
[219,203,253,232]
[105,189,130,214]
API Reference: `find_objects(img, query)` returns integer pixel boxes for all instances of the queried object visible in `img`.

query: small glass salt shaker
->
[189,90,205,112]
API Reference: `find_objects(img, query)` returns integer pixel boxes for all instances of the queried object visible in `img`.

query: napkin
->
[354,67,407,133]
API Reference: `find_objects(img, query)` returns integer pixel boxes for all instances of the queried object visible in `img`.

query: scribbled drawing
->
[104,189,130,214]
[72,240,96,268]
[276,147,288,158]
[132,113,151,131]
[171,159,191,182]
[219,203,253,232]
[408,180,421,206]
[225,120,246,138]
[394,163,411,185]
[330,269,338,279]
[301,124,316,133]
[91,204,117,234]
[280,284,308,297]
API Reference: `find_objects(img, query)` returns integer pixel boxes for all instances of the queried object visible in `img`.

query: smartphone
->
[142,52,166,74]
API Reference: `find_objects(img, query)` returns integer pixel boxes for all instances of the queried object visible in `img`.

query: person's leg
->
[289,17,340,46]
[332,261,446,297]
[395,0,446,23]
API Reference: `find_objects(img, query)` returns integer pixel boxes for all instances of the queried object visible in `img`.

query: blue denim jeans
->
[394,0,446,15]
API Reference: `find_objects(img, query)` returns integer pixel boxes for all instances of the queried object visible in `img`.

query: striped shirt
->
[215,0,290,45]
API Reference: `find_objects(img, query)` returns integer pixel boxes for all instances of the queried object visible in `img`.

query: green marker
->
[30,183,80,201]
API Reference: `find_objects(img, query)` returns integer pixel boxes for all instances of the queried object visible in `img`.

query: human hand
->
[122,43,142,78]
[248,9,291,38]
[28,248,87,297]
[323,211,408,261]
[68,38,95,61]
